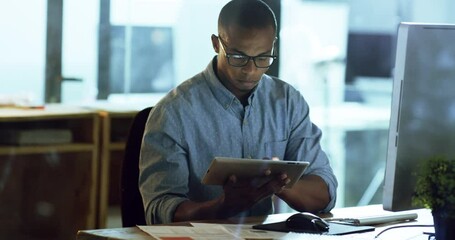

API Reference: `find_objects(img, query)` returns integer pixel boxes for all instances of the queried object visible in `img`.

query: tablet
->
[201,157,309,188]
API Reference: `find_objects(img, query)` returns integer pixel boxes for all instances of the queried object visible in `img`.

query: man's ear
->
[211,34,219,53]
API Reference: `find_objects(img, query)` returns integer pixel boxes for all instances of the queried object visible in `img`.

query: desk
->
[77,205,434,240]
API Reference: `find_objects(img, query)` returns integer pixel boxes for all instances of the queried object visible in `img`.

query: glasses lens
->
[228,55,249,67]
[227,55,275,68]
[254,56,275,68]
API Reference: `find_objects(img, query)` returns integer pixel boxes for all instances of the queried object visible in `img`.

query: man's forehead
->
[222,25,275,42]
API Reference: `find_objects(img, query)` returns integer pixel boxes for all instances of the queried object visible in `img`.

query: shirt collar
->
[204,56,262,109]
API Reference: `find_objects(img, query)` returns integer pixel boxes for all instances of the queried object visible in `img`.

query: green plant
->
[412,156,455,217]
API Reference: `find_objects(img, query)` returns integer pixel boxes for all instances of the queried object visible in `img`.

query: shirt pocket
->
[264,140,287,160]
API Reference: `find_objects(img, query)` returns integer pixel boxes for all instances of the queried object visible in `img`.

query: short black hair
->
[218,0,277,36]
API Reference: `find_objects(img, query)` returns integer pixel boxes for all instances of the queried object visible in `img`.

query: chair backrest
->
[121,106,152,227]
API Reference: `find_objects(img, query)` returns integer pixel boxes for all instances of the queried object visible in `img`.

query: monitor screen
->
[383,22,455,211]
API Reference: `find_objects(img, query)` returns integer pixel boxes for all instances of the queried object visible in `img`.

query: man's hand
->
[216,170,291,218]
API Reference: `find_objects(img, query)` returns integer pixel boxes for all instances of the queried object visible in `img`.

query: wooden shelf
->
[0,105,146,234]
[0,106,100,240]
[97,109,139,228]
[0,143,96,155]
[108,142,127,151]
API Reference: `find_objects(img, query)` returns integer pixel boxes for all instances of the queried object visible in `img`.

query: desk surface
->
[77,205,434,240]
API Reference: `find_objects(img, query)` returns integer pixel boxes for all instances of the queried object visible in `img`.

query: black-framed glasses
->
[217,36,277,68]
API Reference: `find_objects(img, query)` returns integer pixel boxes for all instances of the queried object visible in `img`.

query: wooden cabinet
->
[97,110,138,228]
[0,106,99,240]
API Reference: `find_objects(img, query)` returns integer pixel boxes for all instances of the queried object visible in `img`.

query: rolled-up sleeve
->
[285,97,338,212]
[139,106,189,224]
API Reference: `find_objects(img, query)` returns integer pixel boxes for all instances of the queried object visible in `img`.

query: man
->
[139,0,337,224]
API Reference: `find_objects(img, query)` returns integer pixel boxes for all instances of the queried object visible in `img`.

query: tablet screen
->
[201,157,309,188]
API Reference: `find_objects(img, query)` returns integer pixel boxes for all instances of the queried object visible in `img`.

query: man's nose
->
[241,58,256,73]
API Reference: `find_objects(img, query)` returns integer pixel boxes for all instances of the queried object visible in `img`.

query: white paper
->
[137,224,240,240]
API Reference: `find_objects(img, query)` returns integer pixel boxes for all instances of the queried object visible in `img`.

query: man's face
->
[213,25,276,99]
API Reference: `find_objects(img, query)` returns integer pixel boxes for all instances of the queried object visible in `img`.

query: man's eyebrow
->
[228,47,274,56]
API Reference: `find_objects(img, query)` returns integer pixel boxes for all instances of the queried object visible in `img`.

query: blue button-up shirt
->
[139,57,338,224]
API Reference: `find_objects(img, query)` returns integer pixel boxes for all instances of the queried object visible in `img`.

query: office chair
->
[120,106,152,227]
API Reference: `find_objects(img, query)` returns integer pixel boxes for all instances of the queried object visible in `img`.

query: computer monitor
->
[383,22,455,211]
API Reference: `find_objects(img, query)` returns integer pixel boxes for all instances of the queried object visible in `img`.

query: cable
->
[374,224,434,239]
[423,232,436,240]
